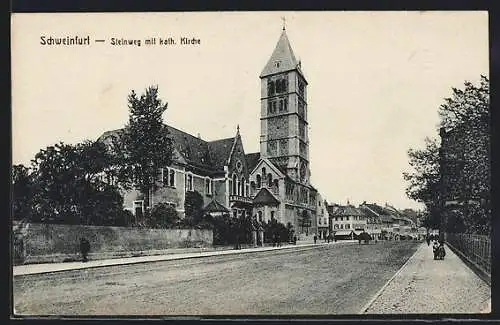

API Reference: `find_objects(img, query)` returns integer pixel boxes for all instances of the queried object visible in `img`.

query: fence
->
[445,232,491,275]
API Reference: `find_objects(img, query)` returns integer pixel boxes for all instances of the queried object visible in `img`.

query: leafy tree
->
[402,137,441,230]
[184,190,205,226]
[212,214,232,245]
[404,76,490,234]
[25,140,126,225]
[438,75,489,130]
[12,164,34,221]
[149,203,180,228]
[438,77,490,234]
[118,86,174,213]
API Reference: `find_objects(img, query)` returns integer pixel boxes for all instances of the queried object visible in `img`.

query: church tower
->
[259,27,311,185]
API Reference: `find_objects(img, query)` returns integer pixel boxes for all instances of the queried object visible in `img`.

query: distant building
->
[359,202,416,240]
[329,203,367,234]
[315,196,329,239]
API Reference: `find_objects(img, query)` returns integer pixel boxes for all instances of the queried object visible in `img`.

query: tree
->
[404,76,490,235]
[118,85,174,213]
[12,164,34,221]
[438,75,489,130]
[403,137,441,230]
[26,140,126,225]
[184,190,205,226]
[438,77,490,235]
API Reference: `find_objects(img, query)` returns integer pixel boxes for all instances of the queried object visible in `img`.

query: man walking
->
[80,237,90,262]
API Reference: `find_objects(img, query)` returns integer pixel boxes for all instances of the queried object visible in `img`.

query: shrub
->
[149,203,180,228]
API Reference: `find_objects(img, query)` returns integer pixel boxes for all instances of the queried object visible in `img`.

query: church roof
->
[98,125,237,176]
[245,152,261,173]
[207,137,237,171]
[252,187,280,205]
[260,30,304,78]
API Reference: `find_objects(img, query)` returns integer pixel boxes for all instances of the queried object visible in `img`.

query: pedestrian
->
[426,234,431,246]
[293,235,297,245]
[79,237,90,262]
[313,234,317,244]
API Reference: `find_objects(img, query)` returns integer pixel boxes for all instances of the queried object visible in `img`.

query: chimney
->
[197,133,201,139]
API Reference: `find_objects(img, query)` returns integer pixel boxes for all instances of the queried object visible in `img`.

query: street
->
[14,241,419,315]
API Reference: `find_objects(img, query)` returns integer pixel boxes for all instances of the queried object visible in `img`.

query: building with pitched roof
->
[97,26,321,234]
[329,203,367,233]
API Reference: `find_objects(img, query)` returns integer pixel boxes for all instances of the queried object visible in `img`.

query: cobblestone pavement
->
[14,241,418,316]
[364,243,491,314]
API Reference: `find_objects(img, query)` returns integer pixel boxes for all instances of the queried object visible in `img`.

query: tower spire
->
[281,16,286,31]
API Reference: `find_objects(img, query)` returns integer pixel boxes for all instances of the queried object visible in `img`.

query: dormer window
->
[275,61,281,68]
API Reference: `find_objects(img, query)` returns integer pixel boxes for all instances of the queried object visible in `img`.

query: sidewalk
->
[362,243,491,314]
[13,240,350,277]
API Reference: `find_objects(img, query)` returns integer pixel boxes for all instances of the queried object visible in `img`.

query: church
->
[98,27,321,235]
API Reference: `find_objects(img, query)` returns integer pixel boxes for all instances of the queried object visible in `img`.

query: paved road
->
[14,241,419,316]
[364,243,491,314]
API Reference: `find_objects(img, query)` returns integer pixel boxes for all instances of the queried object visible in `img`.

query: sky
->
[11,11,488,210]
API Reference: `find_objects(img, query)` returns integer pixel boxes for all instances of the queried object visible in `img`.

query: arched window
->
[250,181,256,190]
[241,177,245,196]
[273,179,279,190]
[256,174,261,188]
[232,174,237,195]
[334,224,339,229]
[262,167,266,178]
[258,211,263,222]
[267,80,275,96]
[267,173,272,187]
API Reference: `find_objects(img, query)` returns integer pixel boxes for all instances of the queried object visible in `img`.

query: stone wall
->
[12,222,213,264]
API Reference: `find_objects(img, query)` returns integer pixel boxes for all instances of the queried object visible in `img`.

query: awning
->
[353,230,363,236]
[334,230,353,236]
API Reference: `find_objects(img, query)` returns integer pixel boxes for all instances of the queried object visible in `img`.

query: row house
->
[328,203,367,235]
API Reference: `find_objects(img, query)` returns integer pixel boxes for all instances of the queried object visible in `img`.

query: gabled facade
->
[98,125,252,220]
[98,26,322,236]
[330,203,367,232]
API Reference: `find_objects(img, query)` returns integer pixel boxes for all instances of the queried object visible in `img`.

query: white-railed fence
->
[445,232,491,275]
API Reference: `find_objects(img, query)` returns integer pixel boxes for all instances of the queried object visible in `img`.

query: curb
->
[14,242,348,277]
[359,243,424,314]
